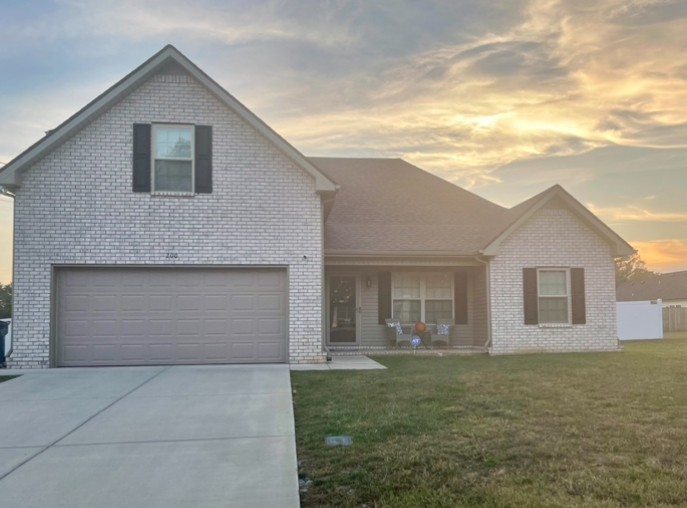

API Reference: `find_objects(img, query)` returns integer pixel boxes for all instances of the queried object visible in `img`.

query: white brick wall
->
[489,204,620,354]
[10,71,325,368]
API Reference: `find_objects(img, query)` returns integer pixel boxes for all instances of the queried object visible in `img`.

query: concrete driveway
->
[0,365,299,507]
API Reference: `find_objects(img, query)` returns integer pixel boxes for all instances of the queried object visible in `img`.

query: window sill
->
[150,191,195,198]
[538,323,573,328]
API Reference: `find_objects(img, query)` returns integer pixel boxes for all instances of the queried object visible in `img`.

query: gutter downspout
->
[475,255,492,353]
[0,186,14,360]
[320,192,333,362]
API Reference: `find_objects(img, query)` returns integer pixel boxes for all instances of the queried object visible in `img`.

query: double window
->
[392,272,453,323]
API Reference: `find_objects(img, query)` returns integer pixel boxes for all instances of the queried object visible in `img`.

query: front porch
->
[326,344,488,356]
[325,259,490,353]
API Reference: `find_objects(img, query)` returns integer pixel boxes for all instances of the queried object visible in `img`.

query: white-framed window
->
[152,124,194,193]
[392,272,453,323]
[537,268,571,324]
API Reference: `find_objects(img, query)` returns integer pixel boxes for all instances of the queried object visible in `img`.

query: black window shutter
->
[195,125,212,193]
[523,268,538,325]
[571,268,586,324]
[132,124,151,192]
[378,272,391,324]
[454,271,468,324]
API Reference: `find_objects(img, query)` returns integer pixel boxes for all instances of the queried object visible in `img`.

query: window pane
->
[539,271,567,296]
[539,297,568,323]
[155,160,193,192]
[425,300,452,323]
[425,273,452,299]
[155,126,192,159]
[393,300,421,323]
[393,273,420,299]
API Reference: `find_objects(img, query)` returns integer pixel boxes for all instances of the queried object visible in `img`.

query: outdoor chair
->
[433,319,455,347]
[385,318,413,347]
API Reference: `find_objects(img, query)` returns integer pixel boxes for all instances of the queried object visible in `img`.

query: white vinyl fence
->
[617,300,663,340]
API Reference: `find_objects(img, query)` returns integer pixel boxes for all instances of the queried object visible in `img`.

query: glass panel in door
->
[329,276,357,344]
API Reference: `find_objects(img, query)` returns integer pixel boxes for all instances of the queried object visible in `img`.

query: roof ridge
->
[309,156,508,212]
[396,159,508,212]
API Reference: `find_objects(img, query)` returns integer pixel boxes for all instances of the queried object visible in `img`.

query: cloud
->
[631,239,687,272]
[0,81,115,163]
[1,0,686,275]
[1,0,355,48]
[3,0,687,191]
[587,205,687,223]
[248,0,687,194]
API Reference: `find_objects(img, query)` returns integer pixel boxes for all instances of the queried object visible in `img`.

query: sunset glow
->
[1,0,686,282]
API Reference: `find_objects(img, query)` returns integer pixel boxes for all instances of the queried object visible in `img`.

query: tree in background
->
[615,253,658,286]
[0,283,11,319]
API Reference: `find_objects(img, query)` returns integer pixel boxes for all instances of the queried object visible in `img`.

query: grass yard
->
[292,339,687,507]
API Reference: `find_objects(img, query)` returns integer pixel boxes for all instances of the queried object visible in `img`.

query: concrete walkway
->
[0,365,299,508]
[290,355,387,371]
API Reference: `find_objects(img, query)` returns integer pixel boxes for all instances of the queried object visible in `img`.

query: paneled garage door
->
[56,267,287,366]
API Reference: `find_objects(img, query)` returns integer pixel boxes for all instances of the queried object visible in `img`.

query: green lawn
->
[292,339,687,507]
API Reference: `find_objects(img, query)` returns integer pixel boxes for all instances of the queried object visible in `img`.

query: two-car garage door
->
[56,267,287,367]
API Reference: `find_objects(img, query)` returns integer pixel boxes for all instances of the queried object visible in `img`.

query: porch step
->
[328,346,487,356]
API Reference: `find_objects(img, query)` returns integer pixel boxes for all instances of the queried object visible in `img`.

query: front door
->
[328,275,359,345]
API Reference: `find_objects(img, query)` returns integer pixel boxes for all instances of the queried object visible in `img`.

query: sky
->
[1,0,686,284]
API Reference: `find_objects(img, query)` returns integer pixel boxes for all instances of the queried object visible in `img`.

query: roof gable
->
[481,184,634,257]
[0,45,337,193]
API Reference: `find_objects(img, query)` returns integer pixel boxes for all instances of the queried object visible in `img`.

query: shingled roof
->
[310,157,634,257]
[310,157,507,254]
[617,271,687,302]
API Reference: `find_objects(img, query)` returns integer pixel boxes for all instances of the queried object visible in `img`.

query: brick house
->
[0,46,633,368]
